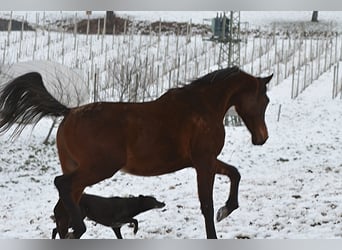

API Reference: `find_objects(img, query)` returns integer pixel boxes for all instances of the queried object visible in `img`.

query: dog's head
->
[139,195,165,209]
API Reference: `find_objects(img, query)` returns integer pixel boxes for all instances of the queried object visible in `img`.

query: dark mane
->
[166,66,240,95]
[190,66,240,86]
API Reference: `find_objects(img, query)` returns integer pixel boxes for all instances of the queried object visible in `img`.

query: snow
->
[1,11,342,239]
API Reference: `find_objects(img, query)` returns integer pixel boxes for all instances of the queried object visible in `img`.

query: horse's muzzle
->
[252,127,268,145]
[252,135,268,145]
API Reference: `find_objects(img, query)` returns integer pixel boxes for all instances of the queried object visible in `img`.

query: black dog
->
[52,194,165,239]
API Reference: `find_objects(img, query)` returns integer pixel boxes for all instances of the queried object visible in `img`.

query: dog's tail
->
[0,72,70,138]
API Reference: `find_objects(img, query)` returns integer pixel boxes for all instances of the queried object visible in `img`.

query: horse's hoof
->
[216,206,229,222]
[65,232,76,239]
[216,204,238,222]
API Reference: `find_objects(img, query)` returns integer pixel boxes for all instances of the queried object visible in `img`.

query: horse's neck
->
[160,77,243,120]
[198,78,242,120]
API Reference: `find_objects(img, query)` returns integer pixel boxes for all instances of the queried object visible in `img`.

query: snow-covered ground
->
[0,12,342,239]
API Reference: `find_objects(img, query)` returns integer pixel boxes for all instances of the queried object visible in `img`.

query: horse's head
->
[233,73,273,145]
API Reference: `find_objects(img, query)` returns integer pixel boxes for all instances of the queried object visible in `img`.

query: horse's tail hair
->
[0,72,70,138]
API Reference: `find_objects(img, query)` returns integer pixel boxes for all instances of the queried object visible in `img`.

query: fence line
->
[1,15,342,102]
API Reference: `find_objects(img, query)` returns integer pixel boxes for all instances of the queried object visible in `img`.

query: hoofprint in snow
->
[0,12,342,239]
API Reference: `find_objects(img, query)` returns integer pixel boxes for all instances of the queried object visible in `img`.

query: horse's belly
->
[122,154,190,176]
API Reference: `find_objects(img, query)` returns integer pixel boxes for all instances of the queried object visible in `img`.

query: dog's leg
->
[131,219,138,234]
[112,227,123,239]
[52,228,58,239]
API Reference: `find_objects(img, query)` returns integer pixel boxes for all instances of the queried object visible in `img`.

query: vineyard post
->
[177,56,180,85]
[277,104,282,122]
[112,62,116,98]
[309,36,313,60]
[7,11,12,46]
[156,65,160,97]
[2,41,6,64]
[266,37,270,70]
[296,41,301,96]
[93,70,98,102]
[42,11,46,35]
[204,45,207,71]
[90,52,94,79]
[333,65,337,98]
[166,34,170,58]
[259,36,262,74]
[324,38,328,72]
[184,43,188,81]
[86,13,90,44]
[212,42,216,67]
[284,50,288,78]
[310,58,314,86]
[87,70,90,94]
[304,57,307,90]
[340,64,342,99]
[195,60,199,78]
[281,38,284,62]
[251,37,254,74]
[19,16,24,60]
[73,13,77,50]
[335,33,338,64]
[175,30,179,66]
[168,71,172,89]
[340,34,342,61]
[274,36,277,67]
[303,39,307,89]
[291,66,295,99]
[104,44,108,72]
[317,39,321,79]
[286,37,291,78]
[97,18,101,39]
[33,29,37,60]
[75,40,79,68]
[62,29,65,64]
[89,34,93,60]
[112,25,115,49]
[329,37,333,68]
[149,24,152,46]
[244,39,247,65]
[276,58,280,86]
[292,38,296,77]
[207,52,211,73]
[138,33,142,54]
[101,12,106,54]
[157,19,161,60]
[336,62,340,98]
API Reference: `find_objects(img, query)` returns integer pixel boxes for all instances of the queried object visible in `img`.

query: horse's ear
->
[262,74,273,85]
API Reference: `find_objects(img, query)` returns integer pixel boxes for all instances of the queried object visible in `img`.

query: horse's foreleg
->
[214,159,241,222]
[195,168,217,239]
[54,173,86,239]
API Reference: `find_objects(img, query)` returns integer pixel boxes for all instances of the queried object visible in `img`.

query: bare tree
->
[108,56,152,102]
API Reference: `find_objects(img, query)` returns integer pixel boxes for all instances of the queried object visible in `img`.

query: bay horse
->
[0,66,272,239]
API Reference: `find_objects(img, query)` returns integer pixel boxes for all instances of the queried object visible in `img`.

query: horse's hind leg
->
[53,198,70,239]
[214,159,241,222]
[54,172,87,239]
[55,166,121,239]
